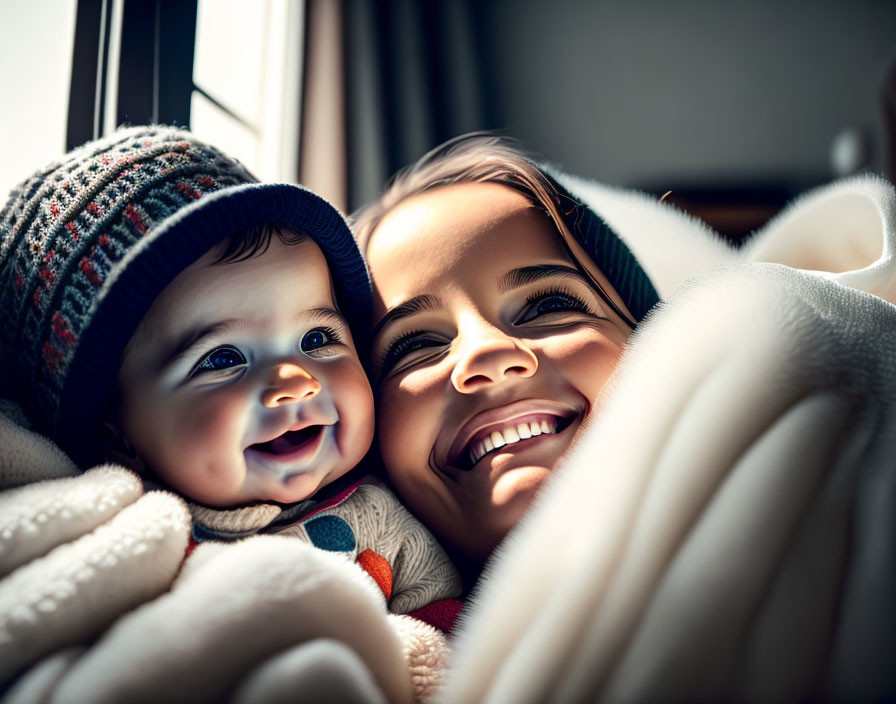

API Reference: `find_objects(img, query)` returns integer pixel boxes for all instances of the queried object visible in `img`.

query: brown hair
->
[212,220,306,265]
[351,133,636,328]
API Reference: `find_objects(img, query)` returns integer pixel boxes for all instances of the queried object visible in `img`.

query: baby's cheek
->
[170,393,247,470]
[332,364,375,466]
[180,391,247,445]
[376,389,423,481]
[170,393,249,495]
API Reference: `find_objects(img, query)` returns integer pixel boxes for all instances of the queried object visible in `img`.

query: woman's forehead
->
[367,183,570,289]
[368,183,532,250]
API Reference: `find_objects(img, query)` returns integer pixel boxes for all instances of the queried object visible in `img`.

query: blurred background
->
[2,0,895,242]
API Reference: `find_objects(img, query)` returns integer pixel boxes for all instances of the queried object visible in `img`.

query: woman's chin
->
[462,469,551,564]
[490,464,552,522]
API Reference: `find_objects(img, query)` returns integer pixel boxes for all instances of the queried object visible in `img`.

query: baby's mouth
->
[250,425,324,456]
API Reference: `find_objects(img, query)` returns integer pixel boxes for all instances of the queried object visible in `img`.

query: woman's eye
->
[380,331,445,375]
[189,345,246,378]
[516,290,589,324]
[301,327,339,353]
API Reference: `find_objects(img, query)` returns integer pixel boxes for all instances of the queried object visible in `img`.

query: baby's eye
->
[301,327,339,353]
[515,290,590,325]
[189,345,247,378]
[379,330,446,376]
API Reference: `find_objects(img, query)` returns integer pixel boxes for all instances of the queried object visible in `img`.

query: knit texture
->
[543,169,660,322]
[0,126,371,469]
[189,478,463,616]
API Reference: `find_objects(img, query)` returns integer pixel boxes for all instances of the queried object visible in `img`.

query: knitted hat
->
[540,168,660,323]
[0,126,370,467]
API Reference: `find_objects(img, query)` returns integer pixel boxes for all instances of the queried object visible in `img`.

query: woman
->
[352,133,659,571]
[354,134,896,702]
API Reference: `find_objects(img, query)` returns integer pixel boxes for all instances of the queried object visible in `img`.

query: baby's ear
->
[102,421,147,473]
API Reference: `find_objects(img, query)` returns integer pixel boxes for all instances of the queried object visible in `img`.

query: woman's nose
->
[261,362,322,407]
[450,325,538,394]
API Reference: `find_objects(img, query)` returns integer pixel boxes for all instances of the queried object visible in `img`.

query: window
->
[190,0,304,182]
[0,0,78,200]
[1,0,305,199]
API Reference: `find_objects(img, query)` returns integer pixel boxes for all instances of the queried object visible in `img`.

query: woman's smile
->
[365,181,631,561]
[444,399,581,471]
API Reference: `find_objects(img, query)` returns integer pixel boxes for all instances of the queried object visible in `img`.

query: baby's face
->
[117,233,373,506]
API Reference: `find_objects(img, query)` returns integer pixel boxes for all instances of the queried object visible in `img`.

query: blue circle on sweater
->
[303,514,356,553]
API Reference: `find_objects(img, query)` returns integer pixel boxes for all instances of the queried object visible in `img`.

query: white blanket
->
[440,174,896,702]
[2,174,894,702]
[0,468,438,704]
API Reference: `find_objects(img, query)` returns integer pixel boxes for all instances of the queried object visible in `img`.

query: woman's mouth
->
[465,415,572,467]
[447,401,580,471]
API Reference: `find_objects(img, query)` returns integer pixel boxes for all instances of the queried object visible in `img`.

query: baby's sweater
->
[188,474,464,629]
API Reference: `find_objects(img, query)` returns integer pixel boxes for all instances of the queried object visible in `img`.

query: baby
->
[0,126,461,628]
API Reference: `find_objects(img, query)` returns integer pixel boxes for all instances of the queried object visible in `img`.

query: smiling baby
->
[0,127,462,636]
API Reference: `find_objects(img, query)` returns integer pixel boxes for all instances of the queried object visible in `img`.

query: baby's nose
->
[262,363,321,407]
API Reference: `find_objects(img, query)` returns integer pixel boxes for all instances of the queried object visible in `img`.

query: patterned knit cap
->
[0,125,370,467]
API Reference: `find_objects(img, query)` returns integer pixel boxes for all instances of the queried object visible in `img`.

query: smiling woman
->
[353,134,659,565]
[350,132,896,701]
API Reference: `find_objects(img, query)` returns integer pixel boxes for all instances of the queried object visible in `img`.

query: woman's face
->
[366,182,632,562]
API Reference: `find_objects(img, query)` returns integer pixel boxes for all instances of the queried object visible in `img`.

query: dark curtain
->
[67,0,196,151]
[342,0,494,212]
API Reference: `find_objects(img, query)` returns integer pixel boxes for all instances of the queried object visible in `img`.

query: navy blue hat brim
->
[540,169,660,323]
[59,182,370,467]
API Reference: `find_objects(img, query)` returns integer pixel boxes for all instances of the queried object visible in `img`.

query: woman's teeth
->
[468,419,558,466]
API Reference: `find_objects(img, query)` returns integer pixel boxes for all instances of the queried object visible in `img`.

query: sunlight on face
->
[367,183,632,562]
[117,234,374,506]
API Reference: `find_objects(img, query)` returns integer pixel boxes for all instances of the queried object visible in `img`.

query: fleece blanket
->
[439,173,896,703]
[0,463,445,703]
[1,174,894,702]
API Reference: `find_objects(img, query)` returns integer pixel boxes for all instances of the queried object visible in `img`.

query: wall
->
[477,0,896,189]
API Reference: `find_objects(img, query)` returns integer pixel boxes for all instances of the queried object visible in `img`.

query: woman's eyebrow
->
[372,294,441,340]
[499,264,590,292]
